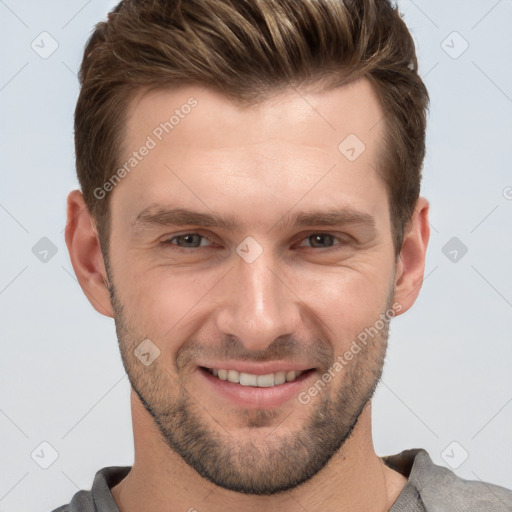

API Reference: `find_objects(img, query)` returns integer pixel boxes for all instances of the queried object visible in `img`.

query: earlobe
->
[393,197,430,315]
[65,190,114,318]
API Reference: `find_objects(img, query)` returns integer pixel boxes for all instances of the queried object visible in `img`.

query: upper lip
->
[198,361,315,375]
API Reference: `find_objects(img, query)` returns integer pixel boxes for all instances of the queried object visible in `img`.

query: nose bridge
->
[215,250,299,351]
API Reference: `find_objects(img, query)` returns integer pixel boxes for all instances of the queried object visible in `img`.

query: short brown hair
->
[75,0,429,259]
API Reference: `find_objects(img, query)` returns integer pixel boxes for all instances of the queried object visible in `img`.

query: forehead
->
[113,78,388,231]
[125,78,384,152]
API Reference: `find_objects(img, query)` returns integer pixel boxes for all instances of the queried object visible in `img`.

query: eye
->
[295,233,346,250]
[161,232,348,252]
[162,233,213,248]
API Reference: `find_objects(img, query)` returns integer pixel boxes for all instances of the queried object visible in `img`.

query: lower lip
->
[198,367,316,409]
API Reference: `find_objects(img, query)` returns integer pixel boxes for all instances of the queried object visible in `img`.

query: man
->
[55,0,512,510]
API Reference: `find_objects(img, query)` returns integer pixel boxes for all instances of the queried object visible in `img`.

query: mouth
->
[197,364,318,409]
[200,366,315,388]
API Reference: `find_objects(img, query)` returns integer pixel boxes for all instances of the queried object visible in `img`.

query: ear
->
[393,196,430,315]
[65,189,114,317]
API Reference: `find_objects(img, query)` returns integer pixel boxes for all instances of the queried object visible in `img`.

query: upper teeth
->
[209,368,304,387]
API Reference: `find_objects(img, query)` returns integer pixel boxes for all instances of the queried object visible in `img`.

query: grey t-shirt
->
[51,448,512,511]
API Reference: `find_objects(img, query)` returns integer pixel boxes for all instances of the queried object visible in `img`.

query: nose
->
[214,251,302,352]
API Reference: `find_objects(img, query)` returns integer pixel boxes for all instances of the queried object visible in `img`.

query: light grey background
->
[1,0,511,510]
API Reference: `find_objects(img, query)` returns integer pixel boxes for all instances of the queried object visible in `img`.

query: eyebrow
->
[133,206,376,233]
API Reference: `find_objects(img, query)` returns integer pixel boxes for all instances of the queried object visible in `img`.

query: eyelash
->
[161,232,349,251]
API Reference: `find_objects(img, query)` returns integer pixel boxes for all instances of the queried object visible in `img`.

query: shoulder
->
[421,457,512,512]
[48,465,131,512]
[48,490,96,512]
[387,448,512,512]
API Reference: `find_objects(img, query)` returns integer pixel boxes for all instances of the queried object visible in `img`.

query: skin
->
[65,77,430,512]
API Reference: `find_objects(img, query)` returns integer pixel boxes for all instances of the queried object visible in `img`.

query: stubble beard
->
[106,267,393,495]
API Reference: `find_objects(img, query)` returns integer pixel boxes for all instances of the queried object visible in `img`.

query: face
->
[103,78,400,495]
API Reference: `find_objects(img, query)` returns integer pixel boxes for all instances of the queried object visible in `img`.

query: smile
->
[204,367,306,387]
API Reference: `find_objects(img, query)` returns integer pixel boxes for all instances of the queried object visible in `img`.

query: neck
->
[112,391,406,512]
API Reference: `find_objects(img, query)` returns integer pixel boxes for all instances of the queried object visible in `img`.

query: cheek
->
[291,265,393,340]
[115,264,221,338]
